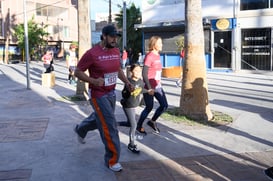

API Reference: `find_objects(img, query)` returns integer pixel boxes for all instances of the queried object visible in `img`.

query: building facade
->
[0,0,78,61]
[136,0,273,72]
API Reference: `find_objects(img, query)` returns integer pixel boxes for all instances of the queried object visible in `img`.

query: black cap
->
[102,25,121,37]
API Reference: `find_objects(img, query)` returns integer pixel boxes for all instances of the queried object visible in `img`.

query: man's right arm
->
[75,68,104,86]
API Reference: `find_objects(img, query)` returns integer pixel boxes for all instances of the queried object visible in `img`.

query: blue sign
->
[211,18,236,30]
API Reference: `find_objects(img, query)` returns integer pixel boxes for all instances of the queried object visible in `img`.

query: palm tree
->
[179,0,213,121]
[115,3,142,63]
[75,0,91,99]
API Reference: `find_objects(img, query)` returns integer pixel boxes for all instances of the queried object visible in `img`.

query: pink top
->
[42,54,52,64]
[144,52,162,89]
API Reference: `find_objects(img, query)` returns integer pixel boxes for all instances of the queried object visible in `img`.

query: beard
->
[105,42,117,48]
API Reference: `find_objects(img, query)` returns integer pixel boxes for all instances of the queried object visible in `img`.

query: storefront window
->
[240,0,269,10]
[241,28,271,70]
[144,31,184,54]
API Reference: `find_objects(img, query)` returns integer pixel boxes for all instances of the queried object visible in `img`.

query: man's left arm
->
[118,68,134,91]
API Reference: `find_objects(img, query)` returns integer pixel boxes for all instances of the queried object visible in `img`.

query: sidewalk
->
[0,60,273,181]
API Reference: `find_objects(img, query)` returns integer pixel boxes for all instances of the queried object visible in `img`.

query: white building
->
[136,0,273,71]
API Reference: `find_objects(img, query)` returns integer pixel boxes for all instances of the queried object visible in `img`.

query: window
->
[144,31,184,54]
[53,25,69,39]
[240,0,270,10]
[36,3,67,18]
[241,28,271,70]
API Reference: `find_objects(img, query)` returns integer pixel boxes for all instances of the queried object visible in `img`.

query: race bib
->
[155,70,162,80]
[104,72,118,86]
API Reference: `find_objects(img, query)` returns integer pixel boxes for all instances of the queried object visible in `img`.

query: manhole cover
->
[0,169,32,180]
[0,118,49,142]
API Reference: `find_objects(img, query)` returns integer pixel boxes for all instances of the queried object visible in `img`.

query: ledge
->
[162,66,182,78]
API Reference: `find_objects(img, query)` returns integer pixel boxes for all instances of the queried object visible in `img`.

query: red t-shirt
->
[77,45,121,98]
[122,51,128,61]
[144,52,162,89]
[180,50,185,58]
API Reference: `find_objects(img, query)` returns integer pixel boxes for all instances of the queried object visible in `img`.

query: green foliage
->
[115,3,142,63]
[13,17,49,60]
[175,35,185,52]
[60,95,86,102]
[161,107,233,127]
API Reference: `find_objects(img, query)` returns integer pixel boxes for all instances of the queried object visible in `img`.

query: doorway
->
[213,31,232,68]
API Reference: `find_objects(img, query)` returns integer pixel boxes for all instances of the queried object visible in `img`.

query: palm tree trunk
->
[76,0,91,99]
[180,0,213,121]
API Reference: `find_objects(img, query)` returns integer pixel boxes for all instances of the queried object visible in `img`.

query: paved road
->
[0,60,273,181]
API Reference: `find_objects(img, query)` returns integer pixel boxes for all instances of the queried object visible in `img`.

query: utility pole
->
[57,18,64,59]
[122,1,127,50]
[4,8,10,64]
[61,18,65,60]
[23,0,30,89]
[108,0,112,23]
[76,0,91,99]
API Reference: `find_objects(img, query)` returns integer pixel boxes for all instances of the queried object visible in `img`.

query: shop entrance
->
[213,31,232,68]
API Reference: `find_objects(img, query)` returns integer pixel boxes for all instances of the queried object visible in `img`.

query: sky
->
[90,0,142,20]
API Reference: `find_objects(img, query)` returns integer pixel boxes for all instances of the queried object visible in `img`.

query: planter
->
[162,66,182,78]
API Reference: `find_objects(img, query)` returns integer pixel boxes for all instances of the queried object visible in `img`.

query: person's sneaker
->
[109,163,123,172]
[128,144,140,154]
[147,120,160,133]
[118,121,131,127]
[264,167,273,180]
[135,134,143,140]
[71,80,76,85]
[136,127,147,135]
[74,125,86,144]
[176,81,180,87]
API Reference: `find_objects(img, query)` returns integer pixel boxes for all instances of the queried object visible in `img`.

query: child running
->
[120,64,154,154]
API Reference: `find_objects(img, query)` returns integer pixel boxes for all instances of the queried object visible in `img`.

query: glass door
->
[213,31,232,68]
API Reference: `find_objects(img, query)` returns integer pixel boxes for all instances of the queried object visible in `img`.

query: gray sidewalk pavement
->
[0,60,273,181]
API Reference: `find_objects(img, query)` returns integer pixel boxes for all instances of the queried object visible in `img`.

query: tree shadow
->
[211,99,273,123]
[115,75,273,180]
[117,114,272,180]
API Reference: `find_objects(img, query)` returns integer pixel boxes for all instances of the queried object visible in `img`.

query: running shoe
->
[264,167,273,180]
[136,127,147,135]
[147,120,160,133]
[176,81,180,87]
[74,125,86,144]
[128,144,140,154]
[109,163,123,172]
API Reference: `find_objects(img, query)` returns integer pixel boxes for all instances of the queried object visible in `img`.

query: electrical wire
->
[13,0,67,17]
